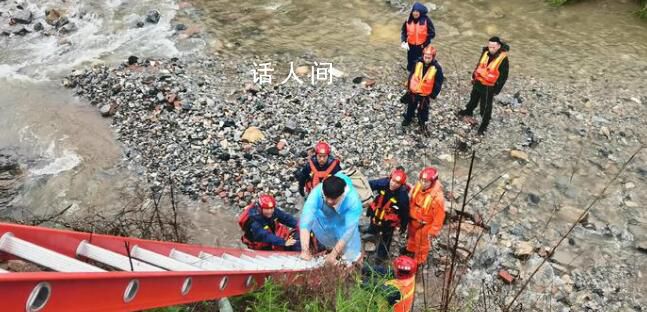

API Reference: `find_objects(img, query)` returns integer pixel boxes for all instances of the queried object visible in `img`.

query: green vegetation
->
[230,266,395,312]
[638,0,647,19]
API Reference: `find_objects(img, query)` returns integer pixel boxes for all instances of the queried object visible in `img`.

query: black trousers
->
[404,93,430,125]
[464,85,495,133]
[407,44,423,72]
[367,224,395,262]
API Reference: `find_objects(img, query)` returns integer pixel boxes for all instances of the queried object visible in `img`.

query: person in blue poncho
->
[299,172,363,265]
[400,2,436,72]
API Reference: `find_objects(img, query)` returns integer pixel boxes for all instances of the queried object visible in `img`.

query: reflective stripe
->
[385,276,415,312]
[475,51,507,87]
[370,190,399,226]
[409,62,437,96]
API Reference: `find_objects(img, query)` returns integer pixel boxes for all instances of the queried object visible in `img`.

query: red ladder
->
[0,222,321,311]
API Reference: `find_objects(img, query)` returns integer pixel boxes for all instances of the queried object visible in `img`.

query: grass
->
[230,265,395,312]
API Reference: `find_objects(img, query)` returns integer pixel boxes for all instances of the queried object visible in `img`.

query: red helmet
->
[423,45,437,58]
[393,256,417,279]
[390,169,407,185]
[258,194,276,210]
[314,141,331,155]
[419,167,438,182]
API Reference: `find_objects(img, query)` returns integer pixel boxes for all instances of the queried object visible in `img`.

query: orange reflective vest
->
[409,181,445,237]
[385,276,416,312]
[305,158,340,192]
[408,62,437,96]
[474,51,507,87]
[406,20,428,46]
[369,190,400,227]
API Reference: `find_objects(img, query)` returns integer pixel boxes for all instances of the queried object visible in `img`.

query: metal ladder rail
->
[0,233,104,273]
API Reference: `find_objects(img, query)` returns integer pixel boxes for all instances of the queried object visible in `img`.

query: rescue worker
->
[239,194,300,251]
[299,173,363,265]
[384,256,417,312]
[402,45,444,135]
[400,2,436,72]
[457,36,510,135]
[296,141,342,197]
[366,168,410,263]
[406,167,445,266]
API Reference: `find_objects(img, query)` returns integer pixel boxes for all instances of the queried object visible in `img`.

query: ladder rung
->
[270,255,304,269]
[221,253,261,270]
[199,252,256,270]
[0,233,104,272]
[169,249,234,271]
[131,245,202,271]
[76,240,164,272]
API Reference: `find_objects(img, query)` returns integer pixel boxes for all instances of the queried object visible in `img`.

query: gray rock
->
[527,193,541,205]
[11,9,32,24]
[55,16,69,28]
[145,10,160,24]
[100,104,113,117]
[33,21,43,31]
[0,149,19,172]
[58,22,77,34]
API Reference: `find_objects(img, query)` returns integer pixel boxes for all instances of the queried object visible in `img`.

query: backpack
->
[342,165,374,207]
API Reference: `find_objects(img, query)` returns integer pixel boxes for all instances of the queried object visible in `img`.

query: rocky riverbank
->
[62,53,646,310]
[0,0,166,37]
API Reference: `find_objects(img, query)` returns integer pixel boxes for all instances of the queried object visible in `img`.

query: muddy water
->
[194,0,647,81]
[0,0,179,219]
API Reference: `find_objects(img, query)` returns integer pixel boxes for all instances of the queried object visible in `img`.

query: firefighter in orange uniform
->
[405,167,445,266]
[384,255,417,312]
[295,141,342,197]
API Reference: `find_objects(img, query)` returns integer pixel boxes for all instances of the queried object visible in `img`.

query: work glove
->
[400,41,409,51]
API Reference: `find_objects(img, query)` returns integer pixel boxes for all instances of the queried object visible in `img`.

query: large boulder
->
[11,9,32,24]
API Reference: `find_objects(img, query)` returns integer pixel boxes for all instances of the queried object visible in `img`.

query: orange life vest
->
[385,276,416,312]
[406,19,428,46]
[369,190,400,227]
[408,62,437,96]
[239,204,290,251]
[474,51,507,87]
[305,158,340,192]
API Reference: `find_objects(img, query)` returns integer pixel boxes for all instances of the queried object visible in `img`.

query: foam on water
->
[0,0,180,80]
[29,140,82,176]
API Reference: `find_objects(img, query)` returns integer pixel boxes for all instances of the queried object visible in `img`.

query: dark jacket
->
[473,46,509,94]
[400,2,435,46]
[245,205,298,247]
[368,177,410,230]
[296,155,342,194]
[407,59,444,99]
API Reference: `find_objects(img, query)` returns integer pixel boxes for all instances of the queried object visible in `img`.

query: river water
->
[0,0,645,267]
